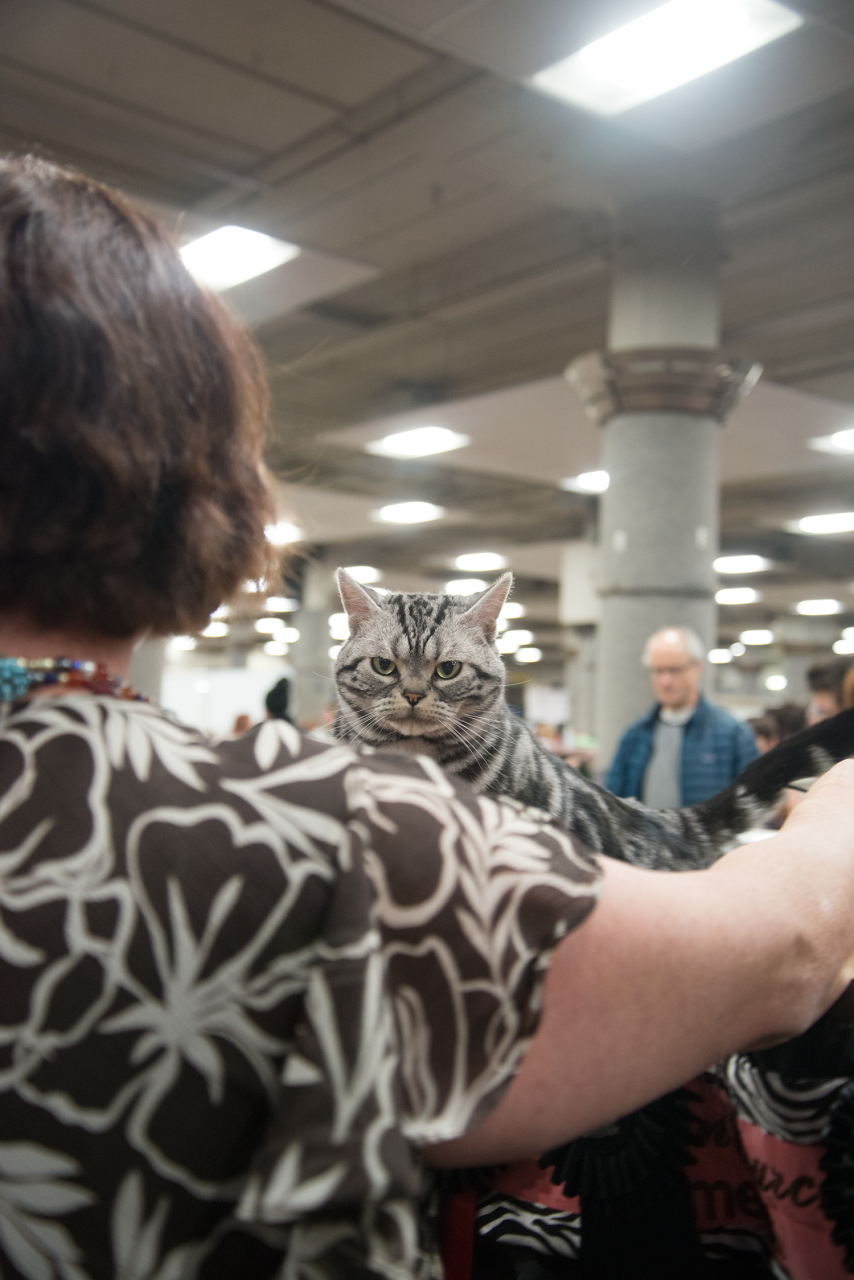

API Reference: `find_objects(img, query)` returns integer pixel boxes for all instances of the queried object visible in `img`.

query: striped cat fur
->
[332,569,854,871]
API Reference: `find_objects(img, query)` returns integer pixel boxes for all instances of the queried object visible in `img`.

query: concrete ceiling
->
[5,0,854,664]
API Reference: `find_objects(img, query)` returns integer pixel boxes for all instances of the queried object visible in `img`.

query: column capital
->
[566,348,762,426]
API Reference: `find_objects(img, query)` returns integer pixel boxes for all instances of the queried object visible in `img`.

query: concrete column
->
[290,558,337,728]
[566,194,761,771]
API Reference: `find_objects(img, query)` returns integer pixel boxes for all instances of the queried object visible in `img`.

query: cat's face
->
[334,570,512,749]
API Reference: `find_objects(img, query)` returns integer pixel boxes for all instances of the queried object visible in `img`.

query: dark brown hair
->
[806,656,853,702]
[0,155,274,637]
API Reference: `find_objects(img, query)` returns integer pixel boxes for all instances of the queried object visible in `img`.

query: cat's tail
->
[693,705,854,834]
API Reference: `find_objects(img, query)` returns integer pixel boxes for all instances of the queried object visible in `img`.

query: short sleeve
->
[236,750,600,1276]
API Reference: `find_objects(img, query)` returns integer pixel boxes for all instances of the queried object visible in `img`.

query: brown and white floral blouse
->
[0,695,601,1280]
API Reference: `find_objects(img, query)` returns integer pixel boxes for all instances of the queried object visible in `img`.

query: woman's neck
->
[0,615,139,679]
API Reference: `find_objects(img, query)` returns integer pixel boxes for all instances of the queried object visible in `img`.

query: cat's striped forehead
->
[383,592,458,655]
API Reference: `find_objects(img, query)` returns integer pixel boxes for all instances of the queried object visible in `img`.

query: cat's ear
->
[462,572,513,637]
[336,568,382,629]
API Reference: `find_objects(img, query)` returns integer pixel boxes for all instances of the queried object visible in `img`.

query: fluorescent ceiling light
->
[168,635,196,652]
[834,639,854,654]
[501,630,534,651]
[808,427,854,455]
[791,512,854,535]
[716,587,760,605]
[263,640,289,656]
[561,470,609,493]
[713,555,771,574]
[739,629,774,645]
[531,0,803,117]
[180,226,299,292]
[255,618,283,635]
[730,642,746,656]
[343,565,382,583]
[328,644,343,660]
[201,621,229,638]
[795,599,842,615]
[455,552,507,572]
[445,578,487,595]
[515,647,542,664]
[843,628,854,640]
[328,613,350,640]
[279,627,300,644]
[366,426,470,459]
[266,596,298,612]
[266,521,303,546]
[500,602,526,619]
[708,648,733,663]
[211,605,230,619]
[374,502,445,524]
[765,674,788,691]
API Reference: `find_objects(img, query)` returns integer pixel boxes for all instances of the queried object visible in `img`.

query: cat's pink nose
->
[404,692,424,706]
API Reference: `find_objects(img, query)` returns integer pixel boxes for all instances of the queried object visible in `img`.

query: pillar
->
[290,557,337,728]
[566,194,761,771]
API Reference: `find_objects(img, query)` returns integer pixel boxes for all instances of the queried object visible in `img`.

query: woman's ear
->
[461,572,514,638]
[336,568,383,629]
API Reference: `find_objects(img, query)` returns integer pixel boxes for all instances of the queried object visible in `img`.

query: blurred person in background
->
[607,626,758,806]
[807,656,854,724]
[4,155,854,1280]
[750,702,807,754]
[845,663,854,710]
[264,675,293,723]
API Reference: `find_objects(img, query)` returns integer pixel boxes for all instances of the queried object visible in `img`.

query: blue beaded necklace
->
[0,656,144,705]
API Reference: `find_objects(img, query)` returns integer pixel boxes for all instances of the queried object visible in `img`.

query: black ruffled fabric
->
[820,1082,854,1273]
[752,982,854,1276]
[538,1090,707,1280]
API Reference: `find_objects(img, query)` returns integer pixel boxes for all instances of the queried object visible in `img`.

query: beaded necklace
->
[0,656,145,705]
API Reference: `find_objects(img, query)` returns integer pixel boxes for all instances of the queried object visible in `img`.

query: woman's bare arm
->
[426,759,854,1167]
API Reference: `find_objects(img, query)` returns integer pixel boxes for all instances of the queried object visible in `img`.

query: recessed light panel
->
[455,553,507,571]
[716,587,760,605]
[713,555,771,573]
[445,579,487,595]
[531,0,803,117]
[180,226,299,291]
[265,521,303,546]
[708,649,733,663]
[374,502,445,524]
[343,565,382,583]
[560,470,610,493]
[808,428,854,455]
[366,427,470,459]
[795,599,842,615]
[790,512,854,535]
[739,629,774,645]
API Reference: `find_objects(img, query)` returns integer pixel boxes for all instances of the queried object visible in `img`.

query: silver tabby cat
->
[331,569,854,870]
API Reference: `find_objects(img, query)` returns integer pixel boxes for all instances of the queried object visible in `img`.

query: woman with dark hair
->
[265,676,293,723]
[2,155,854,1280]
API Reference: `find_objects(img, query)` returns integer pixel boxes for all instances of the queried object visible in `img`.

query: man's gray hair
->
[642,627,706,667]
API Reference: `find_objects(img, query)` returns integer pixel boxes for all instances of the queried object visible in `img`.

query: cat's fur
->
[331,569,854,870]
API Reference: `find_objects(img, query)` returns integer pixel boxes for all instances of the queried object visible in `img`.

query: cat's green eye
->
[371,657,397,676]
[435,660,461,680]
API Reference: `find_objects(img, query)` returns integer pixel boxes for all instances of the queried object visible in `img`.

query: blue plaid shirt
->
[606,696,758,806]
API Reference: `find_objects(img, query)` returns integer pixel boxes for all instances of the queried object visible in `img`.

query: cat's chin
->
[390,719,432,737]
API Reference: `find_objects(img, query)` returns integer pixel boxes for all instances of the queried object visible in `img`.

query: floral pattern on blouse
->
[0,696,600,1279]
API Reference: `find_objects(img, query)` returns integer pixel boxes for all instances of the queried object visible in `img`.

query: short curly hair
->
[0,155,274,637]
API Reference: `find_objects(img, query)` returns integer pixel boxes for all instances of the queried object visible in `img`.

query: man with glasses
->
[606,626,758,807]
